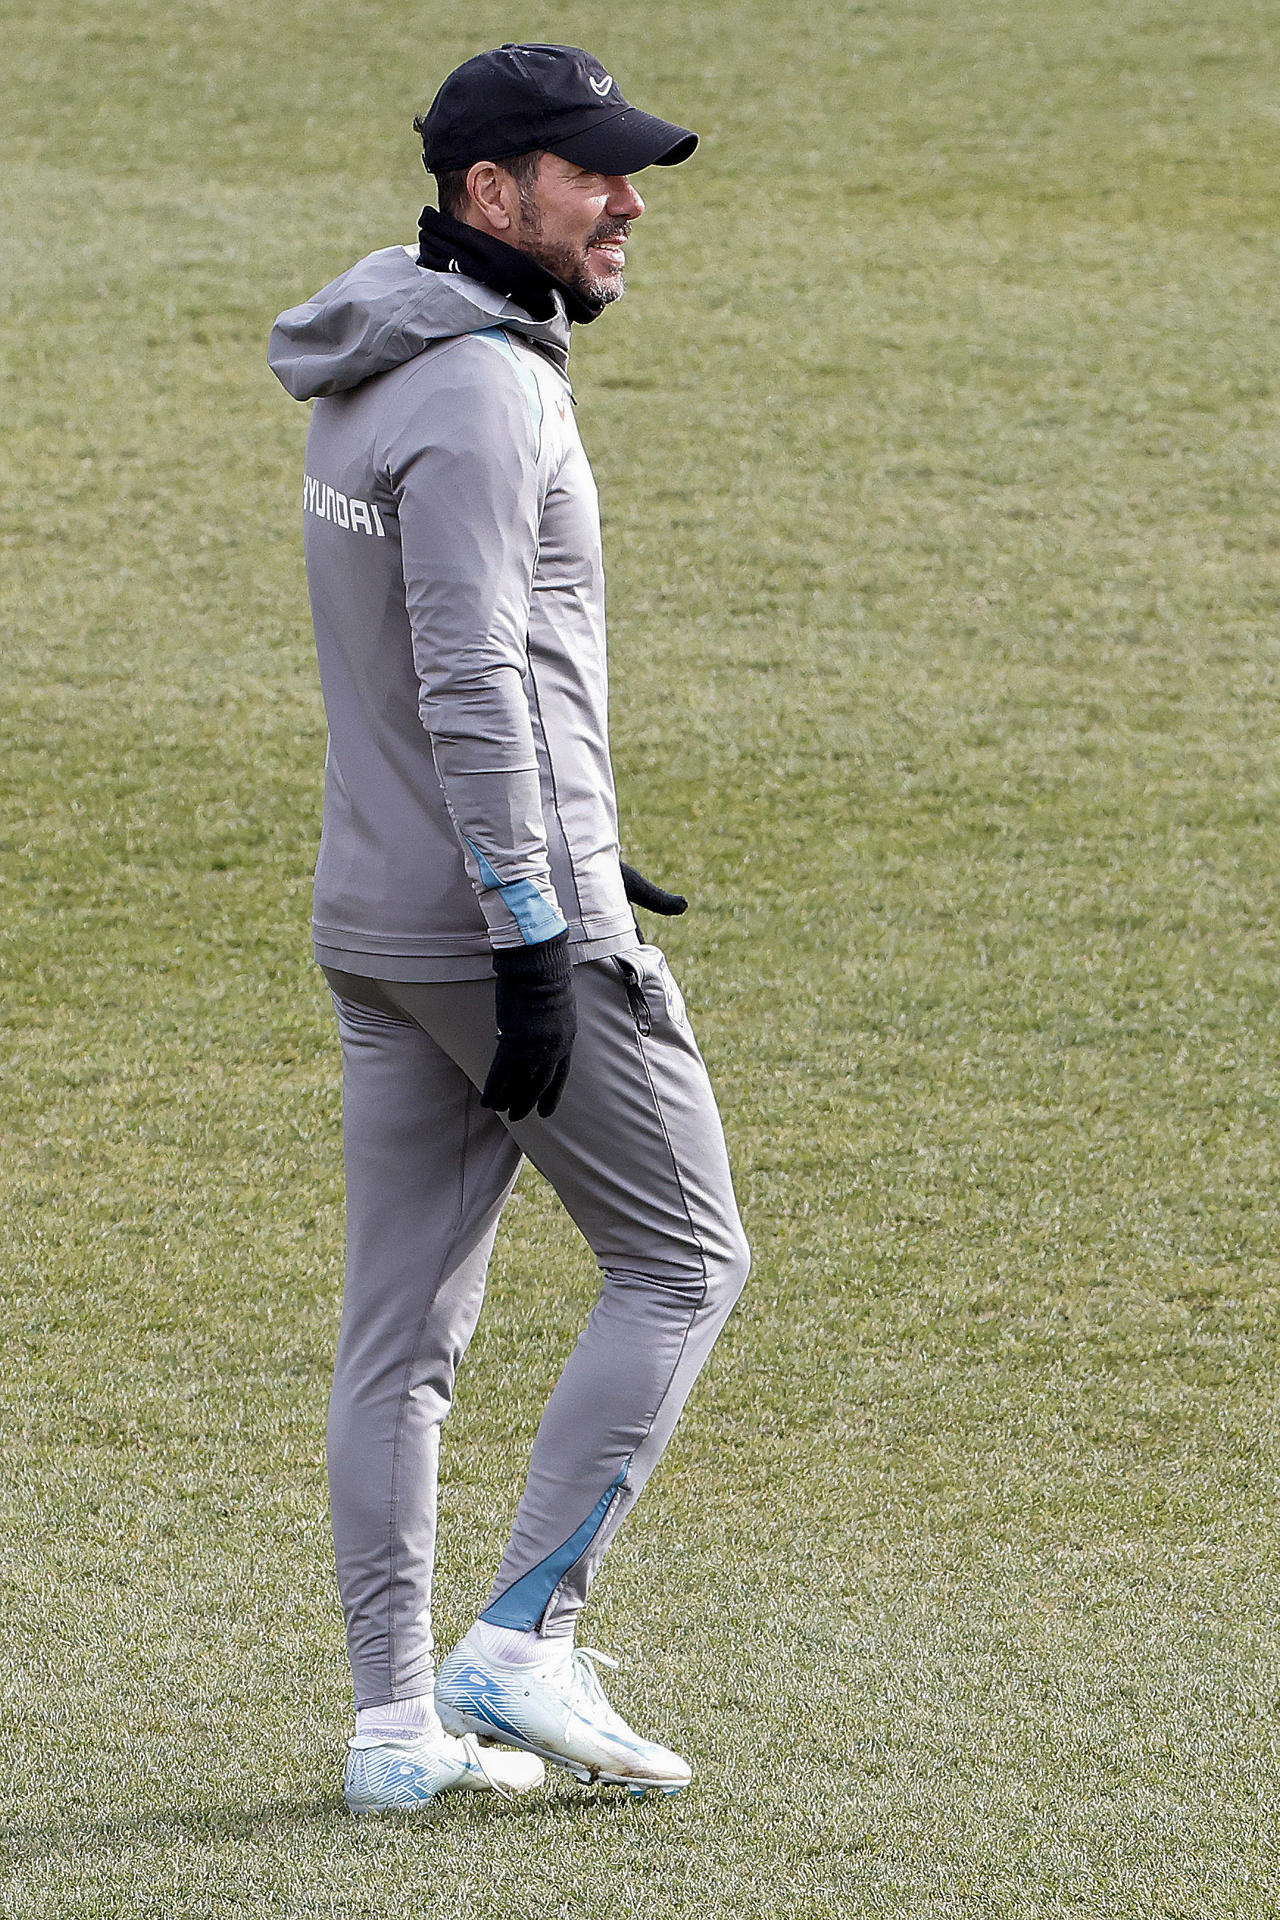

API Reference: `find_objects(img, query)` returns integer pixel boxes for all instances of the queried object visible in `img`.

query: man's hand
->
[621,861,689,917]
[482,931,577,1122]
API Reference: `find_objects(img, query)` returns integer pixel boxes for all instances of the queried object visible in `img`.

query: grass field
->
[3,0,1280,1913]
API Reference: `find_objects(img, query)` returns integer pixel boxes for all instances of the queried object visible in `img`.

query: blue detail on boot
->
[481,1467,628,1631]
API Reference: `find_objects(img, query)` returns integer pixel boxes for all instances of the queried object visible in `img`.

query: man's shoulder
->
[390,327,554,448]
[401,324,548,386]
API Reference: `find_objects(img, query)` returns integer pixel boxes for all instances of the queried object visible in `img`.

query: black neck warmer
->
[417,207,605,327]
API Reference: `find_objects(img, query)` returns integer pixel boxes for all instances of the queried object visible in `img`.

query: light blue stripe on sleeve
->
[464,836,568,945]
[473,326,544,451]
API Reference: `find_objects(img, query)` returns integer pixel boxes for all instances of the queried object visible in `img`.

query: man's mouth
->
[587,229,629,272]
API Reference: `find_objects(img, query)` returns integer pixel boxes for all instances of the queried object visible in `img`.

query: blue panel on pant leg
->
[480,1464,629,1631]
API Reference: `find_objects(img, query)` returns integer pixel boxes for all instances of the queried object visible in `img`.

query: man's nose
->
[606,175,645,219]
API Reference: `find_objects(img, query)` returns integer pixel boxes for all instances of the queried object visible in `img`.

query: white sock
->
[471,1620,572,1670]
[355,1693,443,1742]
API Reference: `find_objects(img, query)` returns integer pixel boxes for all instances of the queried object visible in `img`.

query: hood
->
[267,245,572,401]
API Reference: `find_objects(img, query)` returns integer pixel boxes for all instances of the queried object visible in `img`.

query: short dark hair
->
[410,124,544,220]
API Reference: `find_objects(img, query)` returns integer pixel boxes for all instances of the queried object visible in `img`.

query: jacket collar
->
[417,207,605,328]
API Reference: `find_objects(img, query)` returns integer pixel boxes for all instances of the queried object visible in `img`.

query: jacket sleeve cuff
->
[463,836,568,945]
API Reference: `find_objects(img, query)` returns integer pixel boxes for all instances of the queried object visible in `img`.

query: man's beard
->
[514,196,629,312]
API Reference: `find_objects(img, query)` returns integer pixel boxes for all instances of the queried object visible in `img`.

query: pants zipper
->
[618,960,652,1035]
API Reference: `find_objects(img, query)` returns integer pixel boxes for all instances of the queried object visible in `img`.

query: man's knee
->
[604,1220,749,1315]
[717,1224,751,1314]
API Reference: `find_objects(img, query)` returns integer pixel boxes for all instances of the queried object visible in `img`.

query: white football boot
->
[343,1727,545,1814]
[434,1633,692,1795]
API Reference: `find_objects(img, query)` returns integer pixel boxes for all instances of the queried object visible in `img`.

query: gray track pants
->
[322,943,750,1711]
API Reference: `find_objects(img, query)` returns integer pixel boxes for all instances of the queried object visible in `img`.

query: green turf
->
[3,0,1279,1912]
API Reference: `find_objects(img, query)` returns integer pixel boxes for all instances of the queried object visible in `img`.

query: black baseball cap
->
[417,43,698,175]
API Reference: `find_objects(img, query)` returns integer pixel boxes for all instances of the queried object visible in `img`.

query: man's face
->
[510,154,646,308]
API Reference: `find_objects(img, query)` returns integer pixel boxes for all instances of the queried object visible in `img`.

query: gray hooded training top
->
[268,245,636,980]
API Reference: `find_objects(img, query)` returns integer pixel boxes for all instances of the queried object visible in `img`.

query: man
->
[268,43,749,1815]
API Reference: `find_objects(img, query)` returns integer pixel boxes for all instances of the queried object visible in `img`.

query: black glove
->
[621,861,688,917]
[481,931,577,1122]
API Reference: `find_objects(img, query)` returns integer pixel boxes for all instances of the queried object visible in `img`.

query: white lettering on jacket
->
[303,472,386,537]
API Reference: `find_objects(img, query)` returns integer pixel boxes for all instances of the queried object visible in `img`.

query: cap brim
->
[547,107,698,172]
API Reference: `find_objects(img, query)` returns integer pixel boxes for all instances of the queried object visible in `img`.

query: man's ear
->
[465,161,515,232]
